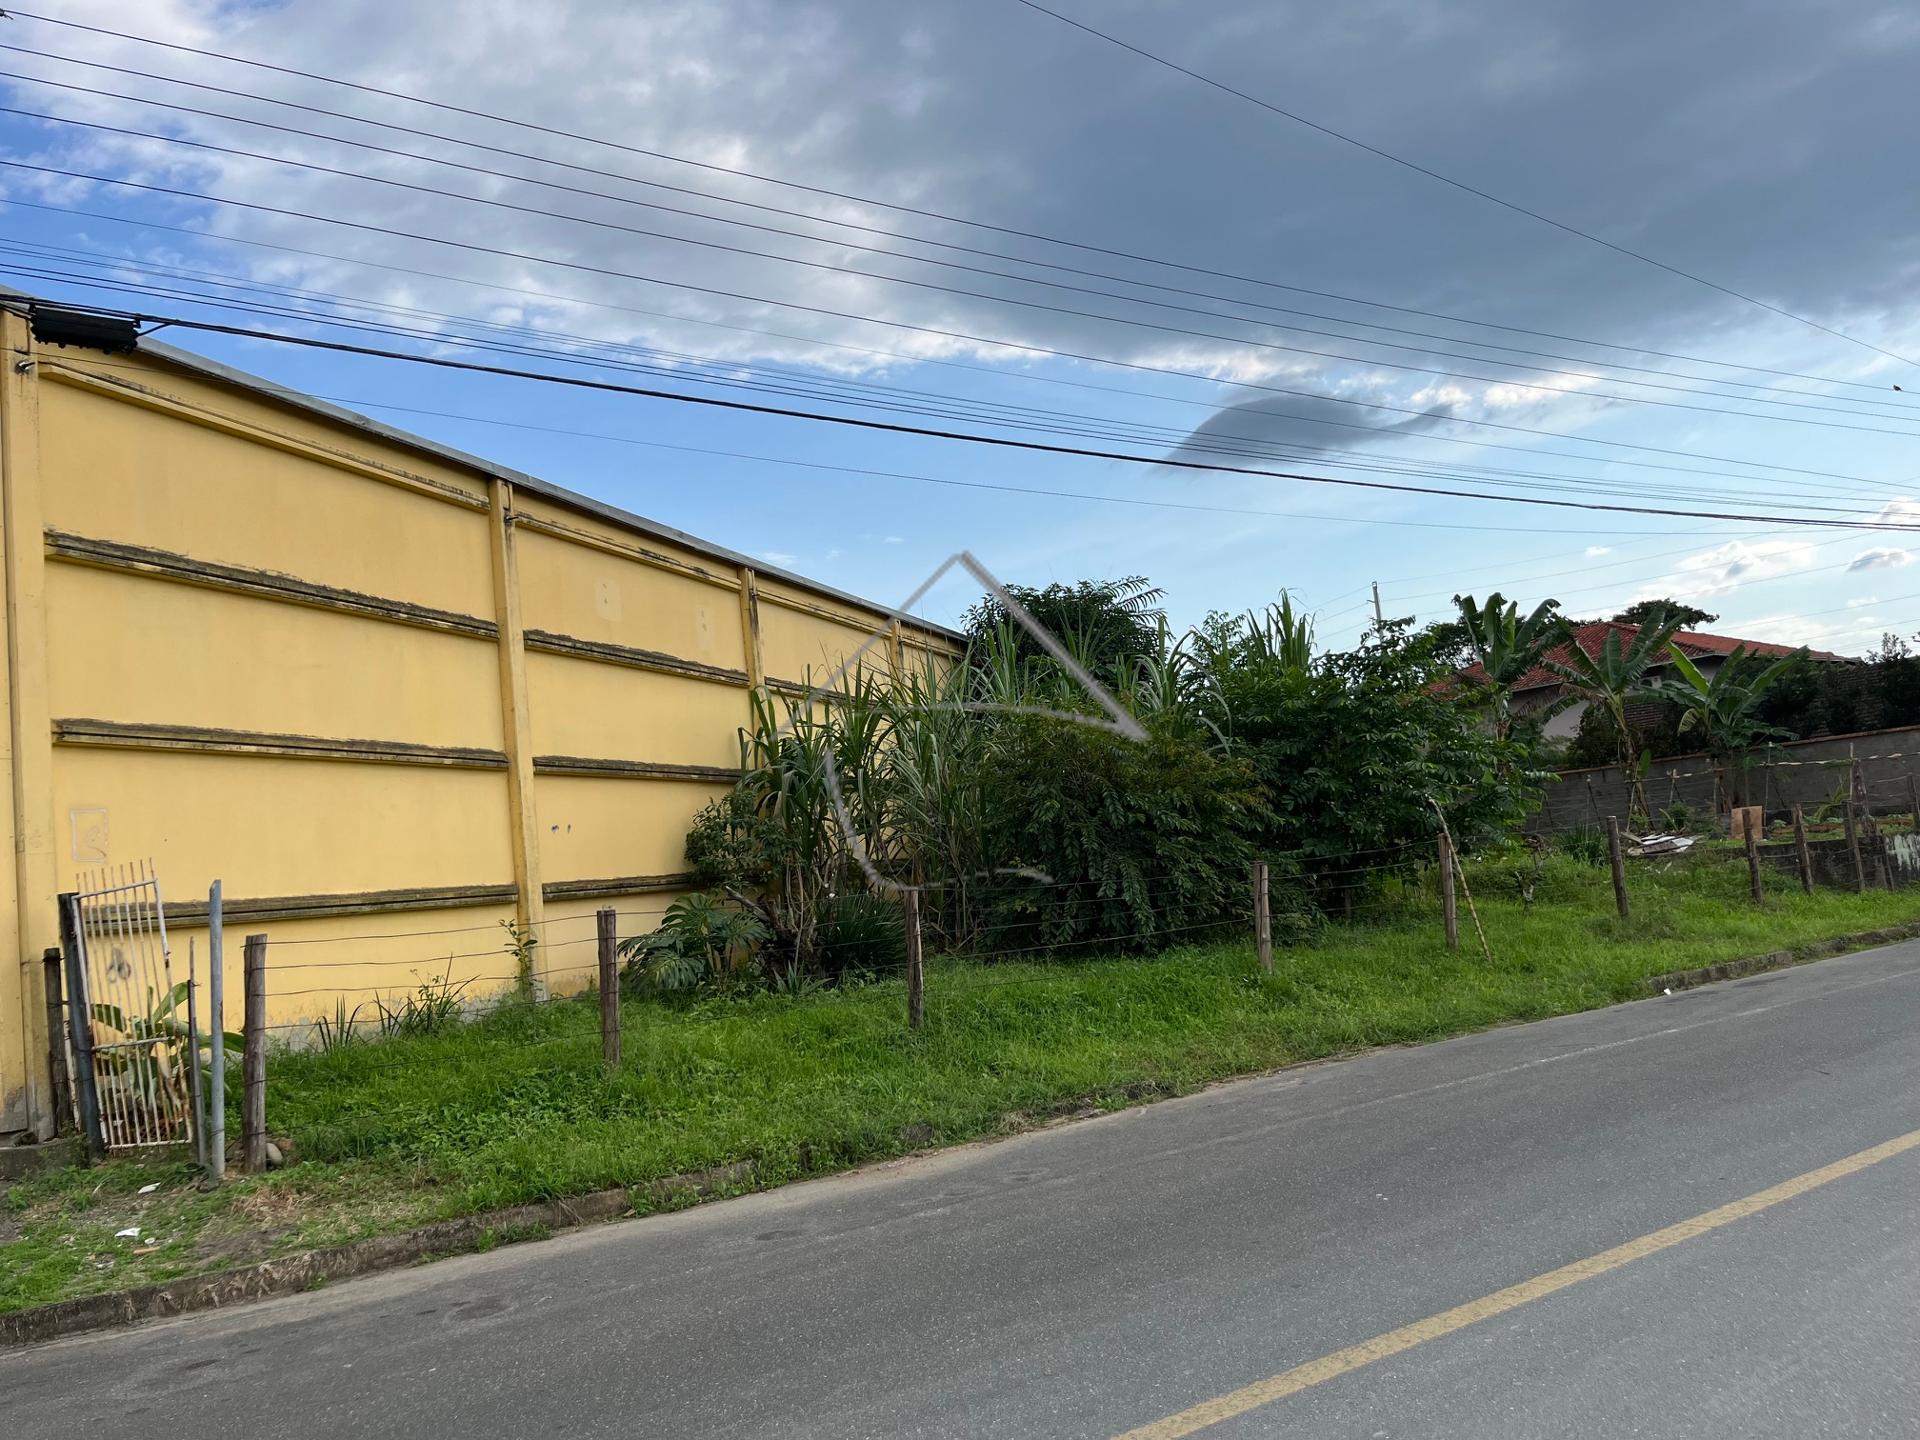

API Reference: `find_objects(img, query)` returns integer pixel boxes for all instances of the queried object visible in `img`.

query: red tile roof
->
[1461,621,1849,693]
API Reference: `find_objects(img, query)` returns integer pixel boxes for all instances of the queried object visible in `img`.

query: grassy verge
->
[8,851,1920,1316]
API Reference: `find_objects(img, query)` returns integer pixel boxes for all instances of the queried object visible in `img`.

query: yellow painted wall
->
[0,317,954,1137]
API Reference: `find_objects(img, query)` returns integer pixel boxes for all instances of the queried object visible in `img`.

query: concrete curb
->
[1645,920,1920,993]
[0,1159,753,1349]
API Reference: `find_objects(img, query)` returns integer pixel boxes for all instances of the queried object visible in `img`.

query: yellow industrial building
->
[0,298,955,1141]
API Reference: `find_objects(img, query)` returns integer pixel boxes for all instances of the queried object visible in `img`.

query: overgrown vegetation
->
[636,582,1549,994]
[11,847,1920,1317]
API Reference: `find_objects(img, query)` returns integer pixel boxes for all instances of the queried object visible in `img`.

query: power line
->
[14,102,1920,442]
[16,197,1907,502]
[285,396,1757,538]
[31,293,1920,533]
[1010,0,1920,371]
[10,245,1900,511]
[12,258,1898,519]
[5,8,1911,394]
[3,56,1913,419]
[1,159,1897,490]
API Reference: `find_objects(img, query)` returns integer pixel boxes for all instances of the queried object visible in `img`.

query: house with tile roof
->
[1459,621,1851,739]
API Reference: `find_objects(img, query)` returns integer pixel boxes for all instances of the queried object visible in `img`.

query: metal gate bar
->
[70,860,194,1150]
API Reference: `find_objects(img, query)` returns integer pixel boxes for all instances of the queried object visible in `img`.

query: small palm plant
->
[618,893,771,991]
[89,982,243,1139]
[1545,608,1684,826]
[1659,643,1805,810]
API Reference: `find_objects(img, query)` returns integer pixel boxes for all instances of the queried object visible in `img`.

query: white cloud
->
[1848,546,1912,572]
[1636,538,1820,601]
[1584,545,1611,557]
[883,535,904,544]
[1873,498,1920,526]
[1848,595,1880,608]
[761,549,799,566]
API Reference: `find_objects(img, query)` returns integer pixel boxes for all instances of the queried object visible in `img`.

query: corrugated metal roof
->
[1,290,963,641]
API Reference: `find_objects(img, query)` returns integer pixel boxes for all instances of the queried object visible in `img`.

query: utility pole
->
[1372,581,1384,628]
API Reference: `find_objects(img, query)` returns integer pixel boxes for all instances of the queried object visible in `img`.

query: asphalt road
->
[8,942,1920,1438]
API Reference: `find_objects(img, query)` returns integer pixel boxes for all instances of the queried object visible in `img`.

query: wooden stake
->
[41,948,71,1138]
[1606,816,1630,921]
[1844,799,1866,894]
[1252,860,1273,972]
[1792,804,1814,895]
[243,933,268,1173]
[597,907,620,1069]
[904,890,924,1029]
[1744,827,1764,904]
[1851,744,1876,839]
[1438,833,1458,952]
[1908,772,1919,836]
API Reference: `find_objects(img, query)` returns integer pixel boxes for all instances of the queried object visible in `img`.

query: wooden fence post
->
[904,890,924,1029]
[1851,744,1876,839]
[597,907,620,1069]
[1744,827,1764,904]
[1437,833,1458,952]
[243,934,268,1172]
[1605,816,1630,921]
[1792,804,1814,895]
[41,948,71,1138]
[1252,860,1273,972]
[1844,800,1866,894]
[1907,772,1919,835]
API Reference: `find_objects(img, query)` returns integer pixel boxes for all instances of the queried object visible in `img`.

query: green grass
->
[7,850,1919,1316]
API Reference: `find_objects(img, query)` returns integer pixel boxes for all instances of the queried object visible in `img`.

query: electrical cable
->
[11,102,1919,441]
[3,61,1913,418]
[28,291,1920,533]
[1009,0,1920,370]
[16,5,1911,393]
[0,158,1897,489]
[13,250,1904,512]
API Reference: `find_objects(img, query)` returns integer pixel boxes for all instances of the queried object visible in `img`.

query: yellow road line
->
[1115,1126,1920,1439]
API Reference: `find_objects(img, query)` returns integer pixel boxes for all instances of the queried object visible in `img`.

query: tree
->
[1661,643,1806,808]
[1211,616,1533,908]
[1453,591,1562,746]
[961,576,1164,686]
[1613,599,1717,629]
[1545,607,1684,825]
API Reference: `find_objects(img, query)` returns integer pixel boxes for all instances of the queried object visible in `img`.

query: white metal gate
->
[66,861,197,1150]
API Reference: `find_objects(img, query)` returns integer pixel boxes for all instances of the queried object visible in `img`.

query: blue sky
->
[3,0,1919,650]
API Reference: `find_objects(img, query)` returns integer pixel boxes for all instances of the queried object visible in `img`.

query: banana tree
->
[1454,591,1561,745]
[1545,609,1683,826]
[90,981,242,1142]
[1660,643,1804,810]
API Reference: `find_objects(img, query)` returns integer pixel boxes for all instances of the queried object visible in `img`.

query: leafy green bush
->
[817,892,906,979]
[1207,615,1534,883]
[618,893,770,993]
[973,715,1260,953]
[1552,824,1608,867]
[373,973,471,1039]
